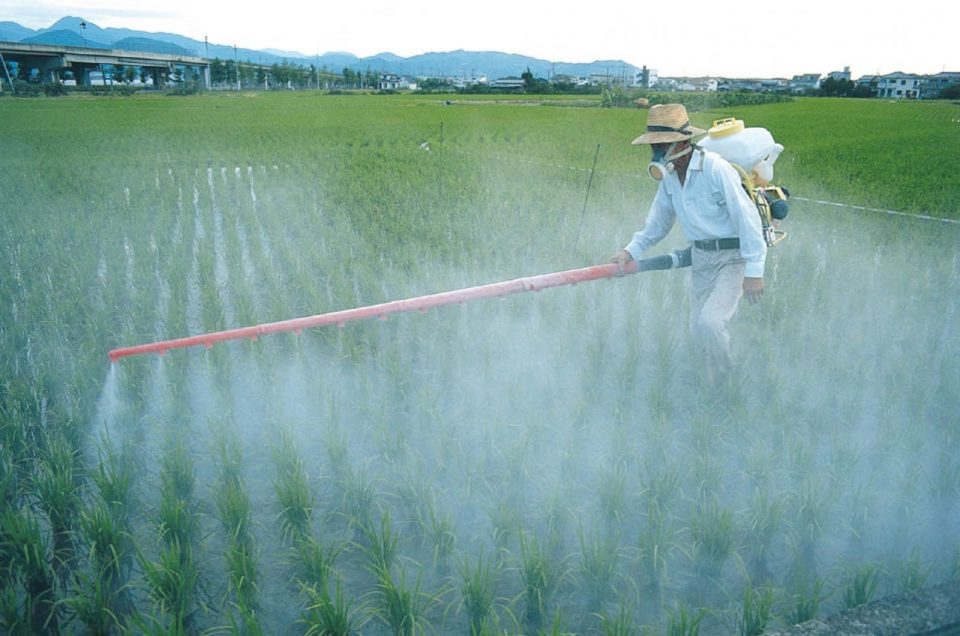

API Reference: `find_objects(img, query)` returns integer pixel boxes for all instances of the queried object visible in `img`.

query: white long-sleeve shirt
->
[624,148,767,278]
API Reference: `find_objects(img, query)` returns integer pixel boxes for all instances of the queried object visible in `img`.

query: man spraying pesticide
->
[610,103,789,387]
[107,106,788,365]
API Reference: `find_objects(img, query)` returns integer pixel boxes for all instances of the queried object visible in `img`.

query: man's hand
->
[743,277,764,303]
[610,250,633,276]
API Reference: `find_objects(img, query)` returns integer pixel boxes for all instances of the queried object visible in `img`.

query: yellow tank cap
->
[708,118,744,138]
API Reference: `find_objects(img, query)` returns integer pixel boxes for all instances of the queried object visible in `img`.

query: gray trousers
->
[689,246,746,377]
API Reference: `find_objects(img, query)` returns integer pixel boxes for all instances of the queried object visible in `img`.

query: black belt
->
[694,238,740,251]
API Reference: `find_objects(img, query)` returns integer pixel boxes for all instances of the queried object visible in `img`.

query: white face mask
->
[648,142,692,181]
[753,157,774,184]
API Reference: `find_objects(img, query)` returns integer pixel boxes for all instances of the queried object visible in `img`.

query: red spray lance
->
[107,253,691,363]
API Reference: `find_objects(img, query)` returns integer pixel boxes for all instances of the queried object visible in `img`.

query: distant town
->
[2,37,958,100]
[383,66,960,100]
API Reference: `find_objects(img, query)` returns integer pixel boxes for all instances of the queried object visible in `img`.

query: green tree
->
[940,83,960,99]
[521,67,535,90]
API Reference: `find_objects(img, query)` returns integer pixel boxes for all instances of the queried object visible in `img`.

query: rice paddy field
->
[1,91,958,634]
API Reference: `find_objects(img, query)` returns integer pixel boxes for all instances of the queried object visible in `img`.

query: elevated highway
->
[0,41,211,88]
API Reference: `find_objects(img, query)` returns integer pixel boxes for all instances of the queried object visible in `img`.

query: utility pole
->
[234,44,240,91]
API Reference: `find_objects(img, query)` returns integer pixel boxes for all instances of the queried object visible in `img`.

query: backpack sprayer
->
[108,118,788,362]
[700,117,790,247]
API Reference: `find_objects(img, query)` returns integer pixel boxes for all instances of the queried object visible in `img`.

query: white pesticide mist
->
[88,153,960,633]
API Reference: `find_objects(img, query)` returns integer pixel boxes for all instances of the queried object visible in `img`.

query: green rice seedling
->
[576,524,625,612]
[341,468,378,537]
[598,464,628,529]
[426,505,456,575]
[34,434,82,575]
[595,601,634,636]
[458,548,499,636]
[782,577,824,626]
[227,602,264,636]
[161,437,195,503]
[214,472,252,540]
[893,548,930,593]
[157,436,197,551]
[294,535,344,594]
[666,604,704,636]
[362,511,400,574]
[736,585,774,636]
[517,530,566,631]
[0,584,20,634]
[91,440,134,516]
[368,565,439,636]
[690,495,735,580]
[636,502,678,592]
[743,488,786,581]
[488,499,521,562]
[138,539,199,633]
[952,547,960,582]
[157,492,197,551]
[842,562,880,609]
[224,530,259,615]
[0,506,59,633]
[302,579,355,636]
[61,566,125,636]
[788,479,830,583]
[639,463,682,512]
[80,500,132,584]
[272,429,314,543]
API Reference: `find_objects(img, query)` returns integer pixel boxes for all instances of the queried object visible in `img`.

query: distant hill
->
[0,16,640,80]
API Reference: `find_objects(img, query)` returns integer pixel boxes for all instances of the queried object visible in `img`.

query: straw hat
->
[631,104,706,145]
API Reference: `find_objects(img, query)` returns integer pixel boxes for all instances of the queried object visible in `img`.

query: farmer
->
[611,103,766,385]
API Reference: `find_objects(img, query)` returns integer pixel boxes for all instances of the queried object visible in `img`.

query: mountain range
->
[0,16,640,80]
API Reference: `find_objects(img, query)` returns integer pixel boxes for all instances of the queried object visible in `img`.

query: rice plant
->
[211,421,260,626]
[782,577,825,626]
[367,565,439,636]
[34,433,82,576]
[576,524,625,612]
[362,510,400,574]
[157,438,197,550]
[742,488,786,581]
[595,601,635,636]
[598,464,628,529]
[666,604,704,636]
[426,505,456,575]
[516,530,566,631]
[458,548,499,636]
[736,585,774,636]
[294,535,343,594]
[0,506,59,633]
[272,430,314,543]
[842,562,880,609]
[893,548,930,593]
[636,501,677,592]
[302,579,355,636]
[137,539,199,633]
[340,468,378,538]
[62,566,126,636]
[690,495,735,580]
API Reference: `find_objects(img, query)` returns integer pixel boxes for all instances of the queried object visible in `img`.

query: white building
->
[827,66,852,81]
[875,71,925,98]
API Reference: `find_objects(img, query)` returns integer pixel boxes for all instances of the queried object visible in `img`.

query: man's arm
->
[623,187,676,261]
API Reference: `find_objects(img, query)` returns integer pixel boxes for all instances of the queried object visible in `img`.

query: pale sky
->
[4,0,958,78]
